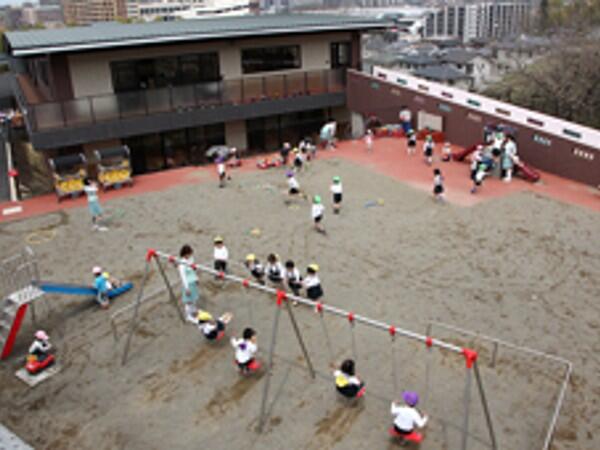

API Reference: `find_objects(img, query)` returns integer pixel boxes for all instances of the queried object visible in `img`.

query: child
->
[28,330,52,362]
[83,178,107,231]
[423,135,434,165]
[245,254,265,285]
[470,146,483,181]
[280,142,291,166]
[334,359,365,399]
[178,244,200,323]
[433,169,445,202]
[284,260,303,304]
[293,147,304,172]
[287,171,301,197]
[330,176,343,214]
[265,253,284,284]
[471,161,488,194]
[365,129,373,152]
[213,236,228,273]
[231,327,258,373]
[197,310,232,341]
[391,391,428,439]
[304,264,323,303]
[92,266,120,309]
[406,130,417,155]
[311,195,325,233]
[441,142,452,162]
[217,157,227,188]
[501,135,517,182]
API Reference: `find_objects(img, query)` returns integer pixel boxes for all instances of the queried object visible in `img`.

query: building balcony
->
[14,68,347,150]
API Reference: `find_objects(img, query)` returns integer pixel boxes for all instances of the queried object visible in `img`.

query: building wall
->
[225,120,247,150]
[67,32,351,98]
[347,70,600,187]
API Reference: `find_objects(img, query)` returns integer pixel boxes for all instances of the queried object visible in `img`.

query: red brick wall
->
[347,71,600,187]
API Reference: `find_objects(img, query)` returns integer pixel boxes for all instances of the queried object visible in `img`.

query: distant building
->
[425,1,532,43]
[62,0,126,24]
[21,5,63,27]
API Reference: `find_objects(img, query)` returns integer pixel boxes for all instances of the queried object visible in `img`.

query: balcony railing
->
[21,69,346,132]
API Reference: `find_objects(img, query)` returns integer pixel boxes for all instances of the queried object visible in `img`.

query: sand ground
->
[0,158,598,450]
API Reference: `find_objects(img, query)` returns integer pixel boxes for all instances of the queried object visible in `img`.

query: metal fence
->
[17,68,346,132]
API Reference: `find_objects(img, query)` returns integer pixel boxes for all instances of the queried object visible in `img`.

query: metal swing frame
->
[121,249,503,448]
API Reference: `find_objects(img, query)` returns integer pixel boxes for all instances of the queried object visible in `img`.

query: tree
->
[484,35,600,130]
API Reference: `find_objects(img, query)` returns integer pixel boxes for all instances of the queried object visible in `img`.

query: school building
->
[3,15,387,174]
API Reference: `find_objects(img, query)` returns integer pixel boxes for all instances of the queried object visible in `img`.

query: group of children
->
[285,171,344,233]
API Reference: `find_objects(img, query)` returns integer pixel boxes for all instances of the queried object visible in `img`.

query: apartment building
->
[5,15,387,174]
[425,1,532,43]
[62,0,126,25]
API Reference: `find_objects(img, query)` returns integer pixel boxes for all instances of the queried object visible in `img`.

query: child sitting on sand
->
[197,310,232,341]
[441,142,452,162]
[334,359,366,399]
[231,328,258,373]
[245,254,265,285]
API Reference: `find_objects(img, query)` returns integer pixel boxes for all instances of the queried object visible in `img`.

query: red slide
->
[514,160,540,182]
[452,143,480,162]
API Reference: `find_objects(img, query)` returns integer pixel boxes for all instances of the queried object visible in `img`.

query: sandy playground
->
[0,153,599,450]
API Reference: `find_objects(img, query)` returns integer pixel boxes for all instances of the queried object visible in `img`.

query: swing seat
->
[356,386,366,398]
[388,428,423,443]
[234,359,261,374]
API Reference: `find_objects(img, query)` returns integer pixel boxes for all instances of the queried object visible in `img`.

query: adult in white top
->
[391,391,428,434]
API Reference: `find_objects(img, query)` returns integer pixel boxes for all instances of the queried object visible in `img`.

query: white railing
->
[372,66,600,152]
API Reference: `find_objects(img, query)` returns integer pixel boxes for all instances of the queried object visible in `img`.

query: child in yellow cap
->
[197,310,233,341]
[304,264,323,302]
[213,236,229,273]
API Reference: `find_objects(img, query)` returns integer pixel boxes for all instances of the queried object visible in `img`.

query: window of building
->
[572,148,594,161]
[467,98,481,107]
[527,117,544,127]
[330,42,351,69]
[111,52,220,93]
[241,45,301,74]
[438,103,452,112]
[533,134,551,146]
[563,128,582,139]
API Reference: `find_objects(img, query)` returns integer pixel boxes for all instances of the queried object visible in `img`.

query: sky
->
[0,0,28,7]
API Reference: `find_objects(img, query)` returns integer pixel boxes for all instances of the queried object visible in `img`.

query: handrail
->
[18,68,347,132]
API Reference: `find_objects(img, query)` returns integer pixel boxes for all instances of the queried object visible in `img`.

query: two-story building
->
[4,15,387,174]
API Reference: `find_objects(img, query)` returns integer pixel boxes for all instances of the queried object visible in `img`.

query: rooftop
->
[4,14,390,57]
[413,64,470,81]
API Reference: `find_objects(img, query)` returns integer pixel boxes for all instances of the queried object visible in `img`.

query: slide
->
[37,282,133,299]
[452,143,480,162]
[514,160,541,183]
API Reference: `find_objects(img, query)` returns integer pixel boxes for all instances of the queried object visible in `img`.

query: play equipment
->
[25,352,55,375]
[48,153,87,202]
[388,427,424,444]
[514,158,541,182]
[94,145,133,191]
[122,250,498,449]
[0,248,133,360]
[36,281,133,300]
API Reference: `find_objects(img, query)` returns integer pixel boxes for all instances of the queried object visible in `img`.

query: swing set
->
[117,248,500,448]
